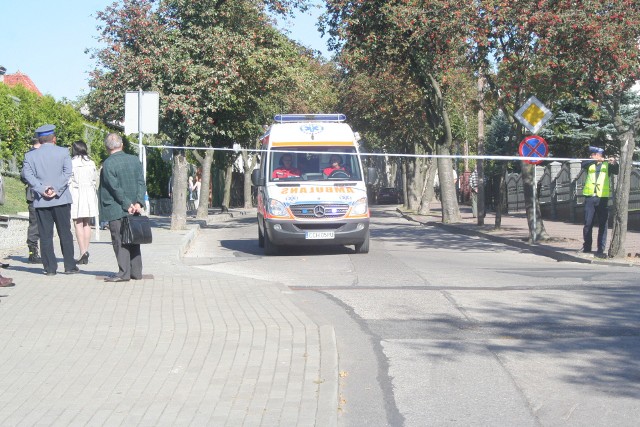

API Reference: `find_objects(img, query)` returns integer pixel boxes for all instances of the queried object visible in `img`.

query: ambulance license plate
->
[305,231,335,240]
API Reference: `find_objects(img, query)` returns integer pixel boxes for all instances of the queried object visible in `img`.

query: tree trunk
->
[195,149,214,219]
[401,160,408,208]
[170,150,189,230]
[495,164,506,229]
[437,145,461,223]
[609,108,639,258]
[405,156,422,211]
[242,149,256,208]
[222,163,233,211]
[521,162,549,242]
[418,157,436,215]
[476,75,486,226]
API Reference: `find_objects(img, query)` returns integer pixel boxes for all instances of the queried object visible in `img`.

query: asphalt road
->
[186,205,640,427]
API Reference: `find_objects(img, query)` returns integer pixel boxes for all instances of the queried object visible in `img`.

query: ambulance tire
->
[354,230,370,254]
[258,224,265,248]
[264,230,279,256]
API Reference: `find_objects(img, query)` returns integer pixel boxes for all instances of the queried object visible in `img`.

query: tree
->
[336,63,437,213]
[88,0,312,229]
[540,2,640,258]
[323,0,476,223]
[469,1,640,246]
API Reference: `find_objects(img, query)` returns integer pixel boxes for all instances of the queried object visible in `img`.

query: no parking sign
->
[519,135,548,165]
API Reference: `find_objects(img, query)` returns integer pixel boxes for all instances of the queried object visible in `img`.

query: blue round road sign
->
[519,135,548,165]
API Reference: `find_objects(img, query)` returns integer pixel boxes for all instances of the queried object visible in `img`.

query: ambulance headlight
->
[268,199,288,217]
[351,197,368,216]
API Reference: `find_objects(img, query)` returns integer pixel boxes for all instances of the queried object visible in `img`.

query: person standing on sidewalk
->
[582,146,619,258]
[70,140,99,265]
[22,124,78,275]
[20,137,42,264]
[98,133,146,283]
[470,166,478,218]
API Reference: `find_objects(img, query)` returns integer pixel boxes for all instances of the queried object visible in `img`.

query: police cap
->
[589,146,604,155]
[35,124,56,137]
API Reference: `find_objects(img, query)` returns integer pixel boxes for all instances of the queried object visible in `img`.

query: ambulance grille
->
[290,203,349,219]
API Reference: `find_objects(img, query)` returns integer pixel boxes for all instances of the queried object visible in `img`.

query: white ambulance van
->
[251,114,376,255]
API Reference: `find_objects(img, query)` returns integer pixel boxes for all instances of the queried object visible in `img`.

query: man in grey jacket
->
[22,124,78,275]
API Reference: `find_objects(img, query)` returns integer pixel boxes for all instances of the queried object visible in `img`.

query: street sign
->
[124,91,159,135]
[514,96,553,133]
[519,135,548,165]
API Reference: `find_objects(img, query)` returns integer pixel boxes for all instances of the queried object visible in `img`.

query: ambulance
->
[251,114,376,255]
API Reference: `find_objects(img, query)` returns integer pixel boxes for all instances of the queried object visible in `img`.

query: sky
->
[1,1,330,101]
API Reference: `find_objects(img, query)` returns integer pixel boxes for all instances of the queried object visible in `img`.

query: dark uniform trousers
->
[583,195,609,253]
[36,203,75,273]
[27,201,39,246]
[108,218,143,280]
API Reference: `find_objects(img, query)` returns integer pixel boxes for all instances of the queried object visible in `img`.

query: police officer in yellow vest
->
[582,146,618,258]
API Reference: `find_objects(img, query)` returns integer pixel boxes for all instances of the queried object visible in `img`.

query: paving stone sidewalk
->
[0,212,338,426]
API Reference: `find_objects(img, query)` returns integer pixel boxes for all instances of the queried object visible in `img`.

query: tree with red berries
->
[88,0,326,229]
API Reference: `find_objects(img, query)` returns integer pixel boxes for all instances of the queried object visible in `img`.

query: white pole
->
[138,88,143,163]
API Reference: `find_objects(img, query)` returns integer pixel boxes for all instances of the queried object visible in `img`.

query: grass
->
[0,175,28,215]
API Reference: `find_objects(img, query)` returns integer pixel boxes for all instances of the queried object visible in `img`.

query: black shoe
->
[28,255,42,264]
[104,275,130,283]
[594,252,608,259]
[44,271,56,276]
[1,263,9,269]
[64,267,80,274]
[75,252,89,265]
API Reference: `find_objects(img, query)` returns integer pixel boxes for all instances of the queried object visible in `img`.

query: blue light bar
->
[274,114,346,123]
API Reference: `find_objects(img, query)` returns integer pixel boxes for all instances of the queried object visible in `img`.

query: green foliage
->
[87,0,333,152]
[0,175,28,215]
[145,146,172,198]
[485,111,519,176]
[0,83,107,164]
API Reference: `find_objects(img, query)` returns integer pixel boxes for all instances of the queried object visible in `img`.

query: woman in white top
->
[70,141,99,264]
[189,173,201,210]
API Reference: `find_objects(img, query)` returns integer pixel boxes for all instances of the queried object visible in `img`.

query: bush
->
[0,175,28,215]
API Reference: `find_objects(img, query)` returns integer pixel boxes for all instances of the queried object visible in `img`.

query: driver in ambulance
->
[323,154,348,176]
[272,153,301,179]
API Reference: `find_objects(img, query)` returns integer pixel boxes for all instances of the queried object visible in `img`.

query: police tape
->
[149,144,607,163]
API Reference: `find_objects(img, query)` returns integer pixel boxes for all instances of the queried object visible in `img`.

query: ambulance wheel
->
[264,230,279,256]
[258,224,265,248]
[354,231,370,254]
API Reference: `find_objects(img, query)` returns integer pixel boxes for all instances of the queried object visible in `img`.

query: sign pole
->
[138,89,144,164]
[533,166,537,243]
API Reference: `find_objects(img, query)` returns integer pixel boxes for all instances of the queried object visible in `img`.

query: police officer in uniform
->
[582,146,619,258]
[21,137,42,263]
[22,124,78,275]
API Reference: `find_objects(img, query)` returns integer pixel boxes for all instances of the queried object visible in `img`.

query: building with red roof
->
[0,67,42,96]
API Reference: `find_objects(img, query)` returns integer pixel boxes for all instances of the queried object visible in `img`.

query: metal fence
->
[504,161,640,228]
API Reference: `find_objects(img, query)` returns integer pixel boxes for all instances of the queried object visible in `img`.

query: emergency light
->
[274,114,347,123]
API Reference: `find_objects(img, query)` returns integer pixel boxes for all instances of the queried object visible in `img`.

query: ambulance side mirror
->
[251,169,264,186]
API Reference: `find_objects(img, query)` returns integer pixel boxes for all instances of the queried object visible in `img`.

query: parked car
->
[376,187,401,204]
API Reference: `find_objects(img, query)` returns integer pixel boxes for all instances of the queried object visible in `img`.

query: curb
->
[179,226,200,260]
[317,324,339,427]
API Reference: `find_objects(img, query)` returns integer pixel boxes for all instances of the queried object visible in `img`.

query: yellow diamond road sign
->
[515,96,553,133]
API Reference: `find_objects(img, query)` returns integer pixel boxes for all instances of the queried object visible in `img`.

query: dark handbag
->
[120,214,153,245]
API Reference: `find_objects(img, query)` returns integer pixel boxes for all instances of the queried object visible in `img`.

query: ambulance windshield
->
[269,148,362,182]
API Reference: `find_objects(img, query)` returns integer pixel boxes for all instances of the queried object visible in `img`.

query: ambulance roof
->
[264,120,356,148]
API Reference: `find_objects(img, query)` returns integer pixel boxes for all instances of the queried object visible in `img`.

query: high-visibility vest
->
[583,162,611,197]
